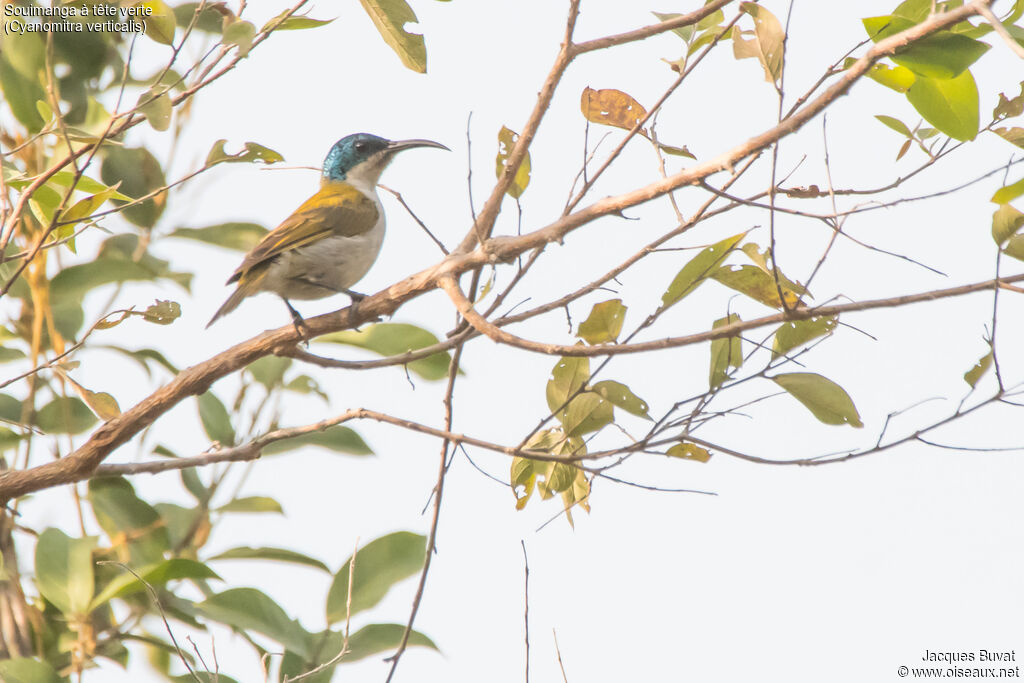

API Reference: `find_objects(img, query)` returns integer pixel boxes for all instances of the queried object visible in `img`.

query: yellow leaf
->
[580,87,647,131]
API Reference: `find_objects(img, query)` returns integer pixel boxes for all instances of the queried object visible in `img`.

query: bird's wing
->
[228,183,380,284]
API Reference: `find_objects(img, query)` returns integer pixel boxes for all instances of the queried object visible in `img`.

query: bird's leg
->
[340,289,367,330]
[340,287,366,303]
[281,298,310,344]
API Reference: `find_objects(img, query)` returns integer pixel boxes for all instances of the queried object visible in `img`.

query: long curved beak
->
[386,138,450,153]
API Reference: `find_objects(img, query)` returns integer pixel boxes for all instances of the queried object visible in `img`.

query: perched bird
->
[207,133,448,329]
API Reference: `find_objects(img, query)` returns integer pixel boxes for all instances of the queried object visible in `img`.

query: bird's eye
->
[354,141,366,151]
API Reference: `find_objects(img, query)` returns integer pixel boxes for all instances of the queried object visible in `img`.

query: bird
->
[207,133,449,330]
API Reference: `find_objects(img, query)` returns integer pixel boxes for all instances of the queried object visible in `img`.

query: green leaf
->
[0,394,23,423]
[358,0,427,73]
[262,425,373,456]
[180,466,206,501]
[711,264,802,309]
[709,314,742,389]
[0,32,47,132]
[142,299,182,325]
[658,142,697,159]
[546,461,576,493]
[862,16,989,79]
[733,3,785,83]
[216,496,283,515]
[0,428,24,453]
[495,125,531,198]
[875,114,913,137]
[140,0,178,45]
[652,11,696,42]
[91,558,220,609]
[171,674,240,683]
[771,372,863,427]
[198,588,311,657]
[662,233,744,308]
[580,87,648,131]
[326,532,426,624]
[560,391,613,437]
[154,503,205,550]
[97,234,193,292]
[591,379,651,419]
[197,391,235,445]
[345,623,438,662]
[137,87,172,131]
[992,177,1024,205]
[964,349,993,388]
[35,396,97,434]
[205,140,284,166]
[59,184,124,228]
[222,19,255,56]
[50,259,164,304]
[173,2,231,33]
[667,442,712,462]
[169,222,268,251]
[284,375,329,402]
[66,376,121,421]
[577,299,626,344]
[88,477,169,566]
[847,58,917,93]
[247,355,292,387]
[906,70,979,141]
[261,10,335,32]
[992,204,1024,245]
[100,345,179,375]
[0,347,24,364]
[546,355,589,413]
[772,316,837,359]
[100,147,168,228]
[317,323,451,381]
[207,546,330,573]
[35,528,97,616]
[0,658,62,683]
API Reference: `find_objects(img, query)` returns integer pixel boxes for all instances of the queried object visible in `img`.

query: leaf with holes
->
[546,354,589,413]
[591,380,651,419]
[495,125,531,198]
[577,299,626,344]
[667,442,712,462]
[580,87,647,131]
[964,348,993,388]
[358,0,426,72]
[733,3,784,83]
[772,316,837,359]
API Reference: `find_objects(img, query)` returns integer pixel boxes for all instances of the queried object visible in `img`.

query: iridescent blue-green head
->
[322,133,449,186]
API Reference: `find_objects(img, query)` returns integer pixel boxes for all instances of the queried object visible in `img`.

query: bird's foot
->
[283,299,311,347]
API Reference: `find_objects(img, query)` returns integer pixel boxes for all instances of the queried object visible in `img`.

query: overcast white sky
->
[19,1,1024,682]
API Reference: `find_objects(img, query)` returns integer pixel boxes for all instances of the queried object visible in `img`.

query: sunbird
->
[207,133,448,329]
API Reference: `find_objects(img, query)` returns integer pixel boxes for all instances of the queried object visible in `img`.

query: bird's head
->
[322,133,448,187]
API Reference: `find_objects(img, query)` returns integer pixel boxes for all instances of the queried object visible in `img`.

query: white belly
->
[262,212,386,300]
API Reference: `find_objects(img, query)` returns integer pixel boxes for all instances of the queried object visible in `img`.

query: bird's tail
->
[206,288,248,328]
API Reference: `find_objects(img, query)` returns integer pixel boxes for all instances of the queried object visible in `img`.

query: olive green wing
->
[228,183,380,284]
